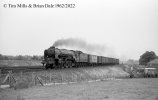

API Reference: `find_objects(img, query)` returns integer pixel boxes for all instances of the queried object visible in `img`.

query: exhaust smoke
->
[52,38,115,57]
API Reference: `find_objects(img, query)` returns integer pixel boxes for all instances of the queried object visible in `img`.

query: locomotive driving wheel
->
[66,60,72,68]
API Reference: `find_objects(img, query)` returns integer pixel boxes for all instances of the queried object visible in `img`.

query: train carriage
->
[101,57,105,64]
[75,53,89,67]
[88,55,97,66]
[97,56,102,64]
[79,53,89,62]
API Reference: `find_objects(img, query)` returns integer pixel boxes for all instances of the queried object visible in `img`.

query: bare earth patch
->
[1,78,158,100]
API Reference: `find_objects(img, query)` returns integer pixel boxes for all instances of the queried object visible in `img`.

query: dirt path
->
[1,78,158,100]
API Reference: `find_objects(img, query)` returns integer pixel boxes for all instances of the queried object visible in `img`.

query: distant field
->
[0,60,42,67]
[1,78,158,100]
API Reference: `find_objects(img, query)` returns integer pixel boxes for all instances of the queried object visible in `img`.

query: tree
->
[16,55,23,60]
[139,51,157,65]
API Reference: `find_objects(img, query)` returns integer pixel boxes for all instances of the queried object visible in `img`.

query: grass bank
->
[0,65,130,89]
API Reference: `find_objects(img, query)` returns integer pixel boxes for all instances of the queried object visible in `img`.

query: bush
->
[139,51,157,65]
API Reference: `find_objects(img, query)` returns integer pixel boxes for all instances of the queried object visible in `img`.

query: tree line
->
[0,54,43,60]
[139,51,158,65]
[0,51,157,64]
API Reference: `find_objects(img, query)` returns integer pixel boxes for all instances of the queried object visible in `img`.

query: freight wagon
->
[75,52,89,67]
[88,55,97,65]
[97,56,102,65]
[42,46,119,69]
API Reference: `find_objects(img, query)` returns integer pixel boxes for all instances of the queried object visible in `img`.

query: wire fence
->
[1,65,158,90]
[0,69,130,89]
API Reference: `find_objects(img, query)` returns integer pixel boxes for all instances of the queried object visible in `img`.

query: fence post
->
[34,73,37,85]
[67,76,69,84]
[78,75,80,82]
[53,75,55,85]
[9,71,12,88]
[80,75,81,82]
[45,71,46,84]
[36,75,44,86]
[61,74,63,83]
[71,75,73,83]
[49,71,51,83]
[0,69,1,77]
[107,75,108,79]
[8,70,14,88]
[31,72,33,82]
[1,71,16,88]
[31,72,35,85]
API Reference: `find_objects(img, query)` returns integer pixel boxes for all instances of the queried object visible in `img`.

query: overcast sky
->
[0,0,158,61]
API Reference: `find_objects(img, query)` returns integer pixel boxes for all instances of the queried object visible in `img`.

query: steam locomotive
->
[42,46,119,69]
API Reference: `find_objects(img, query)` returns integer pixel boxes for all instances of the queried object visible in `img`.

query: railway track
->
[0,66,44,70]
[0,65,118,74]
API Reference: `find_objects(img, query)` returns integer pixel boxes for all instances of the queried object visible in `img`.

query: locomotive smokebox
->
[49,46,55,49]
[44,46,55,58]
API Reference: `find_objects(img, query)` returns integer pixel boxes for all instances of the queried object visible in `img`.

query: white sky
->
[0,0,158,61]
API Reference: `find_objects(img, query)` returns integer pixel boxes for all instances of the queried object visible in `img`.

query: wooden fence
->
[0,71,44,89]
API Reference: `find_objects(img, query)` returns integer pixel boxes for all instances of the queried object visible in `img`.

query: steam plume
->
[52,38,115,57]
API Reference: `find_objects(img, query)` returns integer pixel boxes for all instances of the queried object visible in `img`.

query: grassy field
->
[0,78,158,100]
[0,64,157,100]
[0,60,42,67]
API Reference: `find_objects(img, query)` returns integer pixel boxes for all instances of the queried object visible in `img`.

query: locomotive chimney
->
[49,46,55,49]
